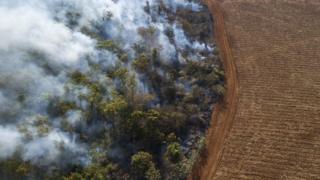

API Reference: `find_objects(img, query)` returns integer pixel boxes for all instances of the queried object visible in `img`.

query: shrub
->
[131,151,158,179]
[133,53,150,73]
[213,84,226,97]
[146,164,161,180]
[165,142,183,163]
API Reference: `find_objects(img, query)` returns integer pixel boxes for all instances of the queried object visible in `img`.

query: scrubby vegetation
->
[0,0,224,179]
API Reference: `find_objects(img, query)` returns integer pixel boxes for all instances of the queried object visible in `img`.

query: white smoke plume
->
[0,0,208,166]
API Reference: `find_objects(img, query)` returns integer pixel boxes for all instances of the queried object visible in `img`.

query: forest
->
[0,0,224,179]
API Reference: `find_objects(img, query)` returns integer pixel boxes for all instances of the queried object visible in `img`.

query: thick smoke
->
[0,126,22,159]
[0,0,209,167]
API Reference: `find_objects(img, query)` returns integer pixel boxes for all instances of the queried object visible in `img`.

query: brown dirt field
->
[194,0,320,179]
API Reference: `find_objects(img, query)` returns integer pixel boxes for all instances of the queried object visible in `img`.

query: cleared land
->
[196,0,320,179]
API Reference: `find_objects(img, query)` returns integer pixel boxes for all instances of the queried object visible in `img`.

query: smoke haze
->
[0,0,211,167]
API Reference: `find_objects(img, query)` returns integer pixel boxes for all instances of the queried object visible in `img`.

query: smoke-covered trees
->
[165,27,175,43]
[175,6,213,43]
[0,0,224,179]
[133,53,150,73]
[60,4,223,177]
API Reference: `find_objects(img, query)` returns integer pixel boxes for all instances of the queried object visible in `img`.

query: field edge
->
[190,1,239,179]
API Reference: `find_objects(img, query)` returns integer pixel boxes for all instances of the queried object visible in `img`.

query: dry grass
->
[200,0,320,179]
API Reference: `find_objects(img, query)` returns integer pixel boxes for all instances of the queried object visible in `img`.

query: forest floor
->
[193,0,320,179]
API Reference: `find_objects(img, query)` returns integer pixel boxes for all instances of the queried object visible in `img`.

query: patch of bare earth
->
[196,0,320,179]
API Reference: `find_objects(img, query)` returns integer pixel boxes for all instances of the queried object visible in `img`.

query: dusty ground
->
[196,0,320,179]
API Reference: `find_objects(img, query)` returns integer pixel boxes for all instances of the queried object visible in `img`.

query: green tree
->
[213,84,225,98]
[125,74,137,105]
[97,40,121,54]
[100,92,128,118]
[166,133,178,143]
[64,173,85,180]
[133,53,150,73]
[165,142,183,163]
[131,151,159,179]
[70,71,90,85]
[34,116,50,136]
[146,164,161,180]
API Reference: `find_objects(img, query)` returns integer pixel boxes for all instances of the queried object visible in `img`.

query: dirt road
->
[190,1,239,179]
[194,0,320,179]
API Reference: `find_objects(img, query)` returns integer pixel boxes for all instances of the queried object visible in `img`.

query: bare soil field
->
[195,0,320,179]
